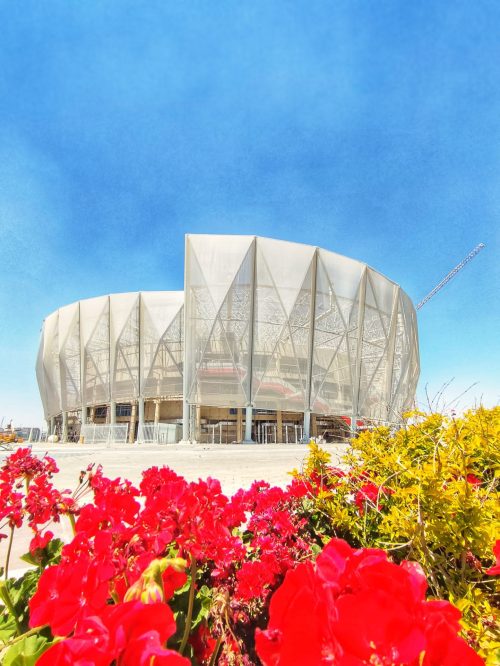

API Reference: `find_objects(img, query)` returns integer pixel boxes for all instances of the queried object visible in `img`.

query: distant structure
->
[416,243,485,310]
[36,236,420,443]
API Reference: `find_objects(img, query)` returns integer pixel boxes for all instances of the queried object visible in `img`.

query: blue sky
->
[1,1,499,427]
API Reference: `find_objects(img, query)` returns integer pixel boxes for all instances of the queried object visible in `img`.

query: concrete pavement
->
[0,441,349,574]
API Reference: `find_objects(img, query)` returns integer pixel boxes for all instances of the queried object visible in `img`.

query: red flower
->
[29,553,114,636]
[354,482,394,515]
[255,561,334,665]
[105,602,189,665]
[485,540,500,576]
[162,564,188,600]
[25,476,77,529]
[36,602,190,666]
[189,623,218,664]
[421,602,481,665]
[256,539,483,665]
[29,529,53,555]
[36,615,111,666]
[91,470,140,526]
[1,447,58,481]
[466,474,481,486]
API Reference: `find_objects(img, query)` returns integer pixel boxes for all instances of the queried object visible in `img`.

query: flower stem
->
[0,583,22,635]
[4,526,14,580]
[209,634,223,666]
[4,624,48,646]
[68,512,76,536]
[179,557,197,655]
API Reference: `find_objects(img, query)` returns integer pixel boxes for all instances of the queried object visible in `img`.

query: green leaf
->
[2,570,41,631]
[2,634,50,666]
[191,585,212,630]
[0,613,18,644]
[20,539,63,570]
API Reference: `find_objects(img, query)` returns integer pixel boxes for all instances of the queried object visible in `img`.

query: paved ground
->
[0,441,348,574]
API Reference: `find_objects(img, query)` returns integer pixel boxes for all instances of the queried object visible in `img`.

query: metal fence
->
[138,423,182,444]
[283,424,303,444]
[80,424,129,445]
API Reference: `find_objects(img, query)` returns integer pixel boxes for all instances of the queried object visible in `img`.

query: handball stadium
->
[36,235,419,444]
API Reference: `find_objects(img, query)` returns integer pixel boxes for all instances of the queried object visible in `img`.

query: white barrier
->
[80,424,129,445]
[137,423,181,444]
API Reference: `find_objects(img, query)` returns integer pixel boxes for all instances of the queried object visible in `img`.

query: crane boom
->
[416,243,485,310]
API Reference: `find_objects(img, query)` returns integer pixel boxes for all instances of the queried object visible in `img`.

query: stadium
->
[36,235,420,444]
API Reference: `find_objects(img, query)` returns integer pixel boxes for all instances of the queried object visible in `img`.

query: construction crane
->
[416,243,485,310]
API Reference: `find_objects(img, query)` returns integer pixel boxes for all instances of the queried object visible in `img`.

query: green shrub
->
[293,407,500,662]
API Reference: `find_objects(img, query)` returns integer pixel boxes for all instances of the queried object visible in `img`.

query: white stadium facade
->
[37,235,420,444]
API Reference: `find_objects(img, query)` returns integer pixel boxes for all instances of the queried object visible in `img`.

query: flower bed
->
[0,407,498,664]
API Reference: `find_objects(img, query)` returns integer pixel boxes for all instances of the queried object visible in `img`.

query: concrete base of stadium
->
[48,399,354,445]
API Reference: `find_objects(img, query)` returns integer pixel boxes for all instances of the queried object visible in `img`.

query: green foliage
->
[20,538,63,570]
[0,570,40,642]
[0,569,54,665]
[296,407,500,661]
[169,565,212,653]
[0,539,62,660]
[2,634,51,666]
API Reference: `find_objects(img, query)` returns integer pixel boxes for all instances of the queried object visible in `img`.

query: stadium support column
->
[304,248,318,443]
[137,293,144,445]
[193,405,200,442]
[50,417,55,436]
[276,410,283,443]
[351,268,367,435]
[137,397,144,443]
[236,408,243,442]
[311,414,318,437]
[62,411,68,442]
[79,300,86,438]
[385,286,399,423]
[243,237,257,444]
[154,400,160,426]
[109,401,116,426]
[182,234,192,444]
[182,400,190,443]
[129,402,137,443]
[244,406,253,443]
[303,409,311,442]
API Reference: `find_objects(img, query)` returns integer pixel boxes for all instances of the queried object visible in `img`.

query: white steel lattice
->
[184,236,419,422]
[37,237,419,425]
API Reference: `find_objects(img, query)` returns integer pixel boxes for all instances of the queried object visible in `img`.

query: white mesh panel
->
[110,293,140,401]
[36,331,48,419]
[38,238,419,426]
[310,254,353,415]
[312,250,366,416]
[42,311,61,417]
[183,236,419,421]
[358,270,394,420]
[80,296,110,406]
[141,291,184,398]
[58,302,81,412]
[185,235,254,408]
[252,238,315,411]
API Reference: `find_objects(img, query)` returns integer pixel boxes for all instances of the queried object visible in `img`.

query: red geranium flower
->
[36,601,190,666]
[485,540,500,576]
[29,529,53,555]
[256,539,483,665]
[29,552,114,636]
[189,623,218,664]
[354,482,394,515]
